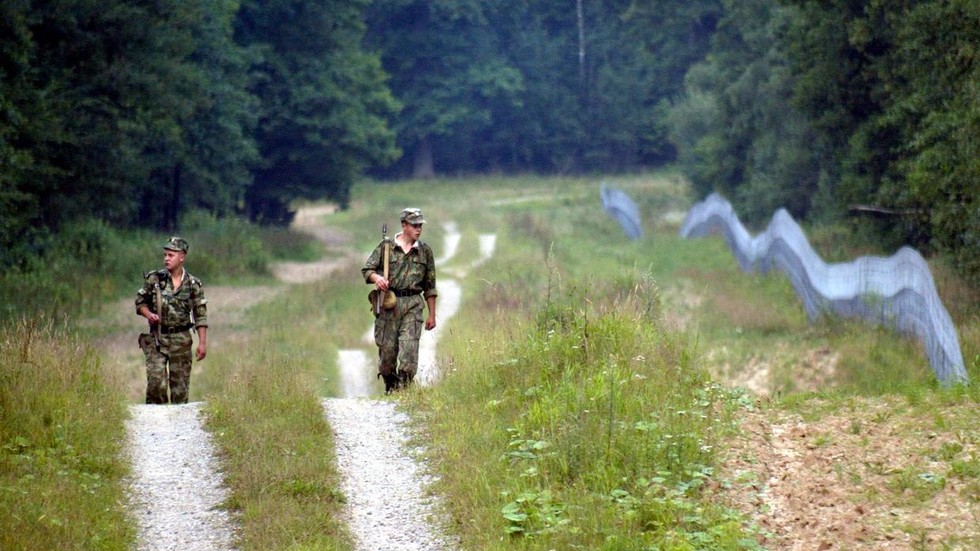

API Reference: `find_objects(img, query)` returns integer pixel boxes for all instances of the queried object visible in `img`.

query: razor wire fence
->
[679,193,967,385]
[600,183,643,240]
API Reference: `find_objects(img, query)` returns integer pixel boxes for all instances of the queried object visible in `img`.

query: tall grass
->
[204,346,352,550]
[198,268,360,549]
[406,273,758,549]
[0,318,131,550]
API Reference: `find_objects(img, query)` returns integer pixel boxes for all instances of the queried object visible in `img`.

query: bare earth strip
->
[713,400,979,550]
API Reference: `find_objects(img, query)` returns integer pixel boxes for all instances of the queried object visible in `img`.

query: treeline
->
[0,0,397,267]
[667,0,978,283]
[1,0,977,283]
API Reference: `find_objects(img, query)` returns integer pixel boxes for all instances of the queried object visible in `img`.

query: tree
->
[365,0,522,178]
[0,0,42,264]
[237,0,399,222]
[885,0,980,283]
[142,0,259,230]
[365,0,723,176]
[667,0,819,223]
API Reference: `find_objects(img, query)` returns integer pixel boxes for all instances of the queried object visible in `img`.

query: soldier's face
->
[163,249,185,270]
[403,221,423,240]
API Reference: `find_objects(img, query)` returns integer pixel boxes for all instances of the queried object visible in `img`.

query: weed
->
[413,263,756,549]
[949,454,980,479]
[888,468,947,502]
[938,441,964,461]
[0,319,131,550]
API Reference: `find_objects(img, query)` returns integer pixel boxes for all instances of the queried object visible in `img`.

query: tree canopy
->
[0,0,396,268]
[1,0,976,283]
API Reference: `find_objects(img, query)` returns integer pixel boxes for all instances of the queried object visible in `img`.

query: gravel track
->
[126,403,237,551]
[124,210,493,551]
[322,398,460,551]
[327,224,495,550]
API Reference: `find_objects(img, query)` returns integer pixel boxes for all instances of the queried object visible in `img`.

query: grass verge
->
[204,346,352,550]
[405,274,759,549]
[0,318,132,550]
[198,267,360,549]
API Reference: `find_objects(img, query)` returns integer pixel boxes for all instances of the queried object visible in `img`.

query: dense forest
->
[1,0,977,283]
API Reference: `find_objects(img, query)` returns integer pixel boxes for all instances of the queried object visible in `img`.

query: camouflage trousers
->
[139,330,193,404]
[374,294,424,391]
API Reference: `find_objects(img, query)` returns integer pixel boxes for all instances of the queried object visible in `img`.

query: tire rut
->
[126,403,237,551]
[322,398,459,551]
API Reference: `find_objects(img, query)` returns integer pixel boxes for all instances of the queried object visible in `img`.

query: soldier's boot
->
[397,370,414,389]
[380,373,400,394]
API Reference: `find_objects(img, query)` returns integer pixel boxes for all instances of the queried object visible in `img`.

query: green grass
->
[2,171,977,550]
[345,174,764,548]
[0,319,132,550]
[203,345,352,550]
[404,280,759,549]
[192,253,366,549]
[340,172,978,548]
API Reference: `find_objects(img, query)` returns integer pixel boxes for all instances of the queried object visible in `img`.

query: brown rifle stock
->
[374,224,388,315]
[154,279,170,403]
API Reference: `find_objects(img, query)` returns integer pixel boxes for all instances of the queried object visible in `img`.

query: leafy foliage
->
[3,0,977,285]
[666,0,979,283]
[0,0,396,265]
[236,0,399,222]
[366,0,719,176]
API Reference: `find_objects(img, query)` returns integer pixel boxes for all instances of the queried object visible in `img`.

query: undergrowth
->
[0,318,131,550]
[406,272,761,550]
[0,210,320,325]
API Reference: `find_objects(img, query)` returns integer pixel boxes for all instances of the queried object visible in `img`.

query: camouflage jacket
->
[135,269,208,328]
[362,235,437,299]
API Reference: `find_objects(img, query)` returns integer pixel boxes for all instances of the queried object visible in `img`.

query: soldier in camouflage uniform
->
[135,236,208,404]
[362,208,438,393]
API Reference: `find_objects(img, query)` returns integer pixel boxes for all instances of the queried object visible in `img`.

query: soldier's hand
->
[196,344,207,361]
[146,312,161,325]
[374,275,389,291]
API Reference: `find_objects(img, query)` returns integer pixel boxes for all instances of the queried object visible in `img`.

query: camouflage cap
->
[163,236,189,253]
[399,207,426,225]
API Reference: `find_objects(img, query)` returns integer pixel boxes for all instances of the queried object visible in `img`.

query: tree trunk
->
[169,163,181,233]
[412,136,435,179]
[577,0,585,85]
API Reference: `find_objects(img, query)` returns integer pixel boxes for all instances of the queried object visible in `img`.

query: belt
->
[160,323,194,334]
[392,289,419,297]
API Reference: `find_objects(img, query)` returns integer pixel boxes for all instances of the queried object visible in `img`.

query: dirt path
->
[126,403,237,551]
[123,206,494,551]
[123,204,350,551]
[329,225,496,551]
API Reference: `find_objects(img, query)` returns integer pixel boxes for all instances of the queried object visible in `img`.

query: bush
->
[0,220,156,323]
[180,210,271,282]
